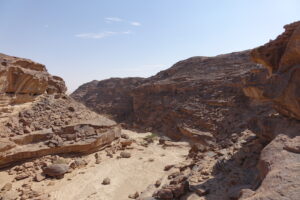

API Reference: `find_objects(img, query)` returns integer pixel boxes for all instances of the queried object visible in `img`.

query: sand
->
[2,129,190,200]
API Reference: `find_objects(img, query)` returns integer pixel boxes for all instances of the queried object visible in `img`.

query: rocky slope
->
[1,21,299,200]
[72,21,300,200]
[0,53,121,168]
[72,77,145,122]
[241,21,300,200]
[72,51,269,143]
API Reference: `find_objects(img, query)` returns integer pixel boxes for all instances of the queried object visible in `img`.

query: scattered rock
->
[102,177,111,185]
[95,153,101,164]
[15,173,30,181]
[121,133,129,139]
[155,179,162,188]
[120,151,131,158]
[128,191,139,199]
[153,188,173,199]
[164,165,174,171]
[120,139,133,148]
[34,173,46,182]
[1,183,12,192]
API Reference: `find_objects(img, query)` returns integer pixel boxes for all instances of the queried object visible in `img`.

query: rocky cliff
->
[72,77,145,122]
[240,21,300,200]
[0,53,121,168]
[72,21,300,200]
[72,51,267,143]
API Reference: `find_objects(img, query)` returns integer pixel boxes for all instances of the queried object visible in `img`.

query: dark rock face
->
[72,51,264,141]
[71,78,145,121]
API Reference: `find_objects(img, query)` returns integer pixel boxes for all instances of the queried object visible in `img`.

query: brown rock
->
[0,53,66,95]
[0,53,121,168]
[153,188,173,199]
[128,192,139,199]
[164,164,174,171]
[15,173,30,180]
[71,78,145,122]
[34,173,46,182]
[71,51,259,141]
[102,177,110,185]
[121,133,130,139]
[193,187,209,197]
[245,21,300,120]
[120,151,131,158]
[1,183,12,192]
[155,179,162,188]
[120,139,133,148]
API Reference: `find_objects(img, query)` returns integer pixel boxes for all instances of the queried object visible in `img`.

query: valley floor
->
[0,130,190,200]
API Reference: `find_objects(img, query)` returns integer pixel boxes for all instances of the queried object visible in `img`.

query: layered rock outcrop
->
[244,21,300,120]
[241,21,300,200]
[72,77,145,121]
[0,53,66,95]
[0,53,121,168]
[73,51,267,143]
[72,21,300,200]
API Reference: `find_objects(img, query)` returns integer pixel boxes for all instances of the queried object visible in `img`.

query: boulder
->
[43,164,69,178]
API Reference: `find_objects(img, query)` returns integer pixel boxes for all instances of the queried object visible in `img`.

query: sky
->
[0,0,299,92]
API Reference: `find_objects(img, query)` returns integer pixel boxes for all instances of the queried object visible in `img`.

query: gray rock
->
[120,151,131,158]
[43,164,69,178]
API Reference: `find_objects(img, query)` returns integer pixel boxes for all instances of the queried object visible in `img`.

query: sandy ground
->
[0,129,190,200]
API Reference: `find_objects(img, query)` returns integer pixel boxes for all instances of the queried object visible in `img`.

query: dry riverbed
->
[0,129,190,200]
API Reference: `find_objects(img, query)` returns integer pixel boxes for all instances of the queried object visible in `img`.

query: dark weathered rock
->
[71,78,145,121]
[102,177,111,185]
[72,51,263,142]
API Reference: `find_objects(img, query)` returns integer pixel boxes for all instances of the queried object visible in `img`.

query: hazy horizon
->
[1,0,299,92]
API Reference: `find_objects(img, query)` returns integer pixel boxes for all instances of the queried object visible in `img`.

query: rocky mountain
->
[0,53,121,168]
[72,77,145,122]
[72,51,268,143]
[0,21,299,200]
[72,21,300,200]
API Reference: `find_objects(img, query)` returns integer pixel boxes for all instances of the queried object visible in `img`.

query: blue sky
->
[0,0,299,92]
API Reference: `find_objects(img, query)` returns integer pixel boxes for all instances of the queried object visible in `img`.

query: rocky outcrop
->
[0,53,66,95]
[0,53,121,168]
[244,21,300,120]
[242,21,300,200]
[73,51,267,142]
[72,78,145,121]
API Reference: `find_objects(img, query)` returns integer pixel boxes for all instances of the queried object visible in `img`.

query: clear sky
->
[0,0,299,92]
